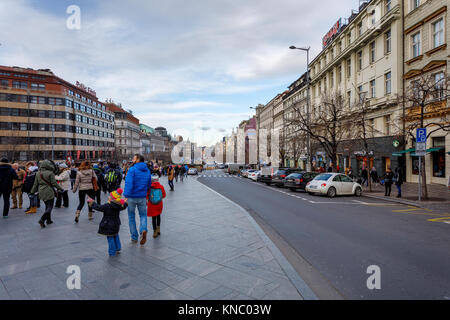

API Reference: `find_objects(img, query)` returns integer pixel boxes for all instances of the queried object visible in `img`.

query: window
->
[370,79,376,98]
[432,137,445,178]
[411,32,421,58]
[385,29,391,53]
[358,22,363,36]
[412,0,420,11]
[385,72,392,95]
[370,41,376,63]
[347,90,352,106]
[385,0,392,12]
[358,85,365,103]
[347,58,351,78]
[0,80,8,87]
[370,10,376,26]
[337,65,342,84]
[347,33,351,46]
[434,72,445,98]
[357,51,362,71]
[432,18,444,48]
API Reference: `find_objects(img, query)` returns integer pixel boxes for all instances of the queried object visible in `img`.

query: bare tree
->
[289,92,351,172]
[398,73,450,200]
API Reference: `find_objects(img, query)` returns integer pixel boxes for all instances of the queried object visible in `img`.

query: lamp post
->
[289,45,311,171]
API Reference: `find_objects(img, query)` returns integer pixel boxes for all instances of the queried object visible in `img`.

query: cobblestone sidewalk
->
[0,176,314,300]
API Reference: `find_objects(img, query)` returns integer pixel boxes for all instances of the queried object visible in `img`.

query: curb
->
[196,179,319,300]
[363,193,428,208]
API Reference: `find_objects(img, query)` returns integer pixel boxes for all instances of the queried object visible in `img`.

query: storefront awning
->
[392,148,415,157]
[411,147,444,156]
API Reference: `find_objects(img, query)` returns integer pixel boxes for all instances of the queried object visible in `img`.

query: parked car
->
[305,173,362,198]
[283,172,320,191]
[188,168,198,175]
[248,170,260,182]
[244,169,257,178]
[272,168,304,187]
[260,166,276,185]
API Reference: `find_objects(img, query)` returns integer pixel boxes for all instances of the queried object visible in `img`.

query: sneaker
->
[38,220,45,228]
[140,231,147,245]
[46,220,53,225]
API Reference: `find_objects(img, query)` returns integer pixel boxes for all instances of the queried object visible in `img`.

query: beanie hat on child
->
[110,188,125,205]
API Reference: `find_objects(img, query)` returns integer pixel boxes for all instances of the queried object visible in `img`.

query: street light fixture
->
[290,45,311,171]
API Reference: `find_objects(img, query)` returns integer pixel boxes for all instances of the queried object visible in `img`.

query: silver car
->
[305,173,362,198]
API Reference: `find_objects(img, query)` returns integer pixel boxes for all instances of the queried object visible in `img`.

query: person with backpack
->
[23,162,39,214]
[55,163,71,208]
[105,164,122,193]
[0,158,19,218]
[87,188,128,257]
[93,164,105,204]
[147,175,166,239]
[72,161,98,223]
[30,160,64,228]
[124,154,152,245]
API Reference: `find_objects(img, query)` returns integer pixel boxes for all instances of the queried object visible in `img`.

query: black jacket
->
[384,171,394,185]
[23,168,38,194]
[91,201,128,236]
[0,162,18,193]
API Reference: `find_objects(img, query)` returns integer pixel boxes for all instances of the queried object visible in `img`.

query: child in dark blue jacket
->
[88,188,128,256]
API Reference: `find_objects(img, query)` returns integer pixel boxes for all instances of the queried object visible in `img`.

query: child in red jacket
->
[146,176,166,238]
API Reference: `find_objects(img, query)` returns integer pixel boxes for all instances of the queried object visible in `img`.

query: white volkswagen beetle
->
[305,173,362,198]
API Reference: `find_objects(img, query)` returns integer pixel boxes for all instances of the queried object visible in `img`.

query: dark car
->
[284,172,320,191]
[272,168,304,187]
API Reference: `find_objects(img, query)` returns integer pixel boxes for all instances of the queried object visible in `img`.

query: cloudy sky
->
[0,0,359,145]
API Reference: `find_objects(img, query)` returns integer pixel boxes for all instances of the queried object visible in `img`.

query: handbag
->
[92,170,99,192]
[40,173,57,197]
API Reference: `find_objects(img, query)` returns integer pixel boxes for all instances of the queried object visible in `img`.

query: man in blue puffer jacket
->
[124,154,152,245]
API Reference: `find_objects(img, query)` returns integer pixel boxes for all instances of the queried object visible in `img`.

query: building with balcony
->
[0,66,115,162]
[403,0,449,185]
[106,102,141,160]
[308,0,405,175]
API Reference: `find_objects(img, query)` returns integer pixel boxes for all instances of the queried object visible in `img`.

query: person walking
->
[0,158,18,218]
[370,167,379,185]
[23,162,39,214]
[93,164,105,205]
[174,165,180,183]
[180,165,185,182]
[167,165,175,191]
[30,160,64,228]
[124,154,152,245]
[11,163,26,210]
[55,163,70,208]
[87,188,128,257]
[361,167,369,187]
[384,167,394,197]
[72,161,98,223]
[394,167,403,198]
[105,163,122,193]
[70,165,78,189]
[147,176,166,238]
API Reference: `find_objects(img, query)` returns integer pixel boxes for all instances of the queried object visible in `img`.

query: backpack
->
[105,170,119,188]
[149,188,163,205]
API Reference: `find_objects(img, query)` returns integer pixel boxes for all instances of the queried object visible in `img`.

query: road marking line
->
[428,217,450,223]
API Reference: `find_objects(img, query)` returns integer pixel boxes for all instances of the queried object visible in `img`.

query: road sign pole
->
[418,156,422,202]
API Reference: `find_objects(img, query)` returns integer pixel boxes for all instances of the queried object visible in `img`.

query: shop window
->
[432,137,445,178]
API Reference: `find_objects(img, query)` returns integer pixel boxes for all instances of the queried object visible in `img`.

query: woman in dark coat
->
[0,158,18,218]
[394,167,403,198]
[384,167,394,197]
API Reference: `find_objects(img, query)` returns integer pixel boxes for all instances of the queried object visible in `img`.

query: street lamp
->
[290,45,311,171]
[250,105,262,169]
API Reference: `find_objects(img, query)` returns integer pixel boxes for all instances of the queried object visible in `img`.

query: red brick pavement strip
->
[362,182,450,211]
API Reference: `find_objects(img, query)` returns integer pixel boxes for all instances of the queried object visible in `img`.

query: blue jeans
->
[28,193,37,207]
[107,235,121,256]
[127,198,147,241]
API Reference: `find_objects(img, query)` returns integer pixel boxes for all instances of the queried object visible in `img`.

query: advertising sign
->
[323,19,342,48]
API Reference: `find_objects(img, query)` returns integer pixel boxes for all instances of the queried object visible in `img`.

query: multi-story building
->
[403,0,449,185]
[271,92,288,167]
[308,0,404,175]
[106,102,141,160]
[140,124,169,163]
[283,72,309,169]
[0,66,115,162]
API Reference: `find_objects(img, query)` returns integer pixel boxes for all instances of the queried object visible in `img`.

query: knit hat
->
[110,188,125,205]
[59,163,68,169]
[152,175,159,182]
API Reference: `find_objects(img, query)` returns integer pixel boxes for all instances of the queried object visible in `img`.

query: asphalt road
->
[197,170,450,300]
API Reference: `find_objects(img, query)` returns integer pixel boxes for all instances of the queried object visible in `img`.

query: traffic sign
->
[416,128,427,143]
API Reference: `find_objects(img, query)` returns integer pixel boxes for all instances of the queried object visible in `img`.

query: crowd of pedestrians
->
[0,154,181,257]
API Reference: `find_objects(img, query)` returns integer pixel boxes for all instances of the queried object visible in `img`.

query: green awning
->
[411,147,444,156]
[392,148,415,157]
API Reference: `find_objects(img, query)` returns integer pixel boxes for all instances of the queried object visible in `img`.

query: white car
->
[187,168,198,175]
[305,173,362,198]
[248,170,260,182]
